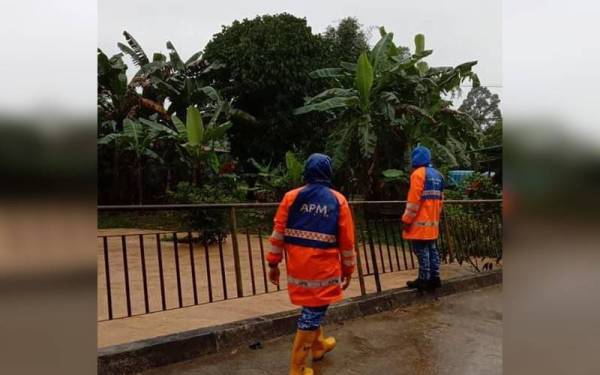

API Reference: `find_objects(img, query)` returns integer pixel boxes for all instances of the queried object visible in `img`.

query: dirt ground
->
[97,228,443,320]
[143,284,503,375]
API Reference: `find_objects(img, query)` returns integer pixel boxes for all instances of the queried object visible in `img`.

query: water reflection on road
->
[145,285,502,375]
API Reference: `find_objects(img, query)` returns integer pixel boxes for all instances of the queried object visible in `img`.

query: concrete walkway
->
[144,284,502,375]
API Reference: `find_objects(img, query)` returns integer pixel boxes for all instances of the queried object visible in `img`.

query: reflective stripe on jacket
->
[402,166,444,240]
[266,185,355,307]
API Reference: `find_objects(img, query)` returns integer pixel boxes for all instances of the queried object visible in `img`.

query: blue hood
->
[303,153,333,186]
[411,146,432,168]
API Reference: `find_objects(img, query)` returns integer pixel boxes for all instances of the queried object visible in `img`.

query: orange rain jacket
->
[402,146,444,240]
[266,154,355,307]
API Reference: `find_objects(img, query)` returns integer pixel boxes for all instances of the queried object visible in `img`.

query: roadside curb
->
[98,270,502,374]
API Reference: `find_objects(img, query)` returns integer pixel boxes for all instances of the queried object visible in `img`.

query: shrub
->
[168,177,247,243]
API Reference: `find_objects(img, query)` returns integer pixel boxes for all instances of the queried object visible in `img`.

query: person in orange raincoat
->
[402,146,444,292]
[266,153,355,375]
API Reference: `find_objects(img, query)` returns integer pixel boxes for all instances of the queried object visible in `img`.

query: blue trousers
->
[297,305,329,331]
[410,240,440,280]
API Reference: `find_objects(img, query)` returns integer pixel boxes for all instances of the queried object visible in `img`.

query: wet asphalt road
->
[145,285,502,375]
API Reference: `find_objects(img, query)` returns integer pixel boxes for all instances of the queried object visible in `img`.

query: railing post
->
[121,236,132,317]
[139,234,150,313]
[442,214,455,264]
[363,206,381,293]
[173,232,183,308]
[229,207,244,297]
[155,233,167,311]
[102,237,113,320]
[351,206,366,296]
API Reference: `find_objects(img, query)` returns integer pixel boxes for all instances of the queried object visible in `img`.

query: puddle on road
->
[144,285,502,375]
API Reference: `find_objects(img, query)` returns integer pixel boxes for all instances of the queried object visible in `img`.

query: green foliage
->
[381,169,407,181]
[98,118,162,162]
[169,179,246,204]
[98,118,163,203]
[378,169,409,200]
[459,86,503,150]
[414,34,425,54]
[98,49,127,99]
[355,53,374,112]
[456,86,502,181]
[119,31,150,67]
[441,172,502,270]
[445,172,502,201]
[98,30,224,134]
[482,120,502,148]
[201,13,329,164]
[249,151,306,201]
[98,18,500,206]
[459,86,502,132]
[143,103,236,184]
[285,151,304,186]
[185,106,204,147]
[98,29,248,204]
[321,17,369,66]
[295,30,481,199]
[414,34,429,74]
[167,179,247,242]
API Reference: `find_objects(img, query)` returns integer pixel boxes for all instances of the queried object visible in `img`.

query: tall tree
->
[322,17,370,66]
[459,86,502,147]
[202,13,329,164]
[459,86,502,131]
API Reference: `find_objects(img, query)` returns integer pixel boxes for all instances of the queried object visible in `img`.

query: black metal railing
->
[97,200,502,321]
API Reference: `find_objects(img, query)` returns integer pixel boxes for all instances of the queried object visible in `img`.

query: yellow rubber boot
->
[312,327,336,361]
[289,329,316,375]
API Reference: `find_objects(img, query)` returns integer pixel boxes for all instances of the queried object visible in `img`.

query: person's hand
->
[402,221,412,232]
[341,275,351,290]
[268,266,280,286]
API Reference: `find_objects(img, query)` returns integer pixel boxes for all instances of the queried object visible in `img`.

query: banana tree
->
[294,28,480,198]
[117,31,211,119]
[249,151,305,201]
[98,49,128,131]
[99,31,218,133]
[98,49,144,133]
[142,102,233,186]
[98,119,162,204]
[99,32,174,125]
[181,104,232,184]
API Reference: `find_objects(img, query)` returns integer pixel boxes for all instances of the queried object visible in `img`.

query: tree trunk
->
[192,166,198,185]
[111,147,121,203]
[192,159,203,186]
[399,141,413,199]
[137,161,143,205]
[165,167,172,193]
[404,141,413,172]
[365,146,380,200]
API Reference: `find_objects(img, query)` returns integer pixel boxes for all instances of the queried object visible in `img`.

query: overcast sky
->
[98,0,502,94]
[3,0,504,115]
[3,0,600,145]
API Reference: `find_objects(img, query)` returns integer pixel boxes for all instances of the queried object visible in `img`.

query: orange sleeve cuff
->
[266,251,282,265]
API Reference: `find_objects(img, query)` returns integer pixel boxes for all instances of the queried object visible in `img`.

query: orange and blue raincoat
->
[266,154,355,307]
[402,146,444,240]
